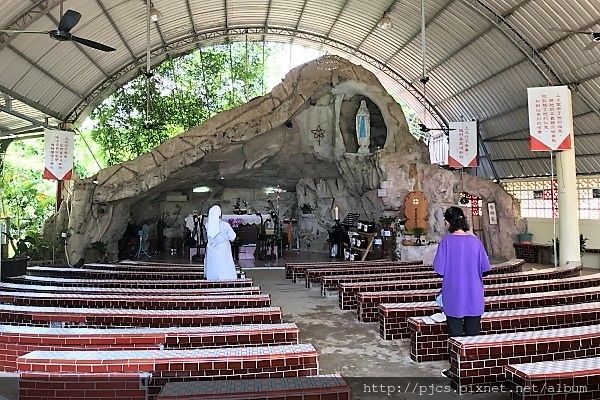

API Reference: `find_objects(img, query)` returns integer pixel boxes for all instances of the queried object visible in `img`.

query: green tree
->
[90,42,270,165]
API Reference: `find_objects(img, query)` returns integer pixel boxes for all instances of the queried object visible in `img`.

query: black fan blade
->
[58,10,82,32]
[71,35,116,52]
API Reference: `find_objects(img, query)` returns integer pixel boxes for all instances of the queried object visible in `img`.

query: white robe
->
[205,220,237,281]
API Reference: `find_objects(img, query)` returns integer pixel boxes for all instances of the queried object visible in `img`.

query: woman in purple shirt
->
[434,206,491,378]
[434,206,491,334]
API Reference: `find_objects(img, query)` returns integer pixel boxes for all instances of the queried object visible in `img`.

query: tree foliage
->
[90,42,269,165]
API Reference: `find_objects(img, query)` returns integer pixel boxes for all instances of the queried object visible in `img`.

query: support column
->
[556,129,580,264]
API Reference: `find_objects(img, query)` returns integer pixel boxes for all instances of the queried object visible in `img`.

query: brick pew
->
[0,282,261,296]
[8,275,254,289]
[321,260,523,297]
[505,357,600,400]
[19,372,150,400]
[447,324,600,388]
[27,266,209,280]
[0,304,282,328]
[340,264,581,310]
[408,286,600,360]
[286,260,422,282]
[387,296,600,342]
[17,344,320,400]
[0,292,271,309]
[359,272,600,322]
[0,323,299,372]
[156,375,352,400]
[82,263,245,277]
[310,259,523,291]
[305,263,433,289]
[405,301,600,363]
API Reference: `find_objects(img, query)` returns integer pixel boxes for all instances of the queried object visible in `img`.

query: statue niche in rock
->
[356,100,371,154]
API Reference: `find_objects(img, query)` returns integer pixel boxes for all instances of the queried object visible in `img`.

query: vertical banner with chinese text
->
[43,129,74,180]
[527,86,573,151]
[448,121,478,167]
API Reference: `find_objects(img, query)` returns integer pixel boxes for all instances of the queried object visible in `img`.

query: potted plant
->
[300,203,314,214]
[412,227,426,246]
[379,216,395,228]
[518,231,533,244]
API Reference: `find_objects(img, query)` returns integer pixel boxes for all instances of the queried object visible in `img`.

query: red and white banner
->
[527,86,573,151]
[43,129,74,180]
[448,121,478,167]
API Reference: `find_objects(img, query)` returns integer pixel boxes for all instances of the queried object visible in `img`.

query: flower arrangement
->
[228,218,244,228]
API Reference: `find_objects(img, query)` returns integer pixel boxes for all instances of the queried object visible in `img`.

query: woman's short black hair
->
[444,206,470,233]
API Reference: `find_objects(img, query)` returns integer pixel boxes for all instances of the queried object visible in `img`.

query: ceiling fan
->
[0,9,116,52]
[550,28,600,51]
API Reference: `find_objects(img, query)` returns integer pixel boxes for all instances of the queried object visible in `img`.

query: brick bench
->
[19,372,150,400]
[320,261,522,297]
[505,357,600,400]
[84,262,245,275]
[156,374,351,400]
[0,323,299,372]
[448,324,600,388]
[339,264,582,310]
[26,266,208,280]
[379,302,600,340]
[0,282,262,296]
[408,285,600,359]
[0,292,271,309]
[17,344,319,399]
[359,272,600,322]
[305,263,431,289]
[405,301,600,362]
[310,259,523,291]
[0,304,282,328]
[9,275,253,289]
[286,260,422,282]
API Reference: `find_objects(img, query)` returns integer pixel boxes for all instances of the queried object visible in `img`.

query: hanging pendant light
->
[150,6,162,22]
[377,13,393,30]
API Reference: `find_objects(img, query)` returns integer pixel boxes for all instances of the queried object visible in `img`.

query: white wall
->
[527,217,600,269]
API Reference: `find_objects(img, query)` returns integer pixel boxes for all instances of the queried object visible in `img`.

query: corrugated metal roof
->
[0,0,599,179]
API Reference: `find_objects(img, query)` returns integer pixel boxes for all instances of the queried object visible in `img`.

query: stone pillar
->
[556,131,580,264]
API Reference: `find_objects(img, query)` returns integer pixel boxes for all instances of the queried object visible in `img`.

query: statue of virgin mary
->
[356,100,371,154]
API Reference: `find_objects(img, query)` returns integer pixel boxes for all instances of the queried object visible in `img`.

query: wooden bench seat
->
[408,285,600,360]
[8,275,253,289]
[0,282,261,296]
[286,260,421,282]
[447,324,600,388]
[156,374,351,400]
[339,264,582,310]
[358,272,600,322]
[0,291,270,309]
[0,304,282,328]
[17,344,319,399]
[0,322,299,372]
[505,357,600,400]
[304,263,431,289]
